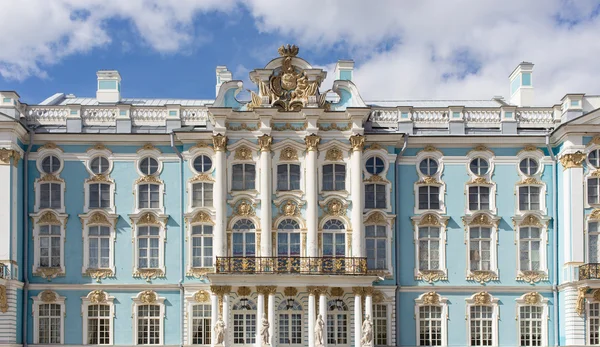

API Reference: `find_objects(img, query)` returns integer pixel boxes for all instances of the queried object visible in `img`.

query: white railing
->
[25,107,69,125]
[82,107,117,126]
[131,108,167,126]
[371,109,398,127]
[413,109,449,124]
[517,109,555,125]
[181,107,209,126]
[464,110,501,124]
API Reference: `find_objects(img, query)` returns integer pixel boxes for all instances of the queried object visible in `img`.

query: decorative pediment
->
[247,45,329,111]
[280,147,298,161]
[463,213,499,228]
[191,211,214,225]
[234,146,253,160]
[129,211,168,227]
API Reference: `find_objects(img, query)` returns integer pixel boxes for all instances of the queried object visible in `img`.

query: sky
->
[1,0,599,105]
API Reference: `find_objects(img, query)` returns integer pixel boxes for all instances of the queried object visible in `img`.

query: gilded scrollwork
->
[133,269,165,282]
[226,122,260,131]
[272,123,307,131]
[473,292,492,305]
[257,135,273,152]
[234,146,253,160]
[559,151,586,169]
[189,173,215,182]
[524,292,540,305]
[416,270,448,283]
[365,212,387,225]
[349,134,365,152]
[305,135,321,151]
[0,148,21,167]
[467,271,498,284]
[139,290,158,304]
[135,175,163,185]
[194,290,210,303]
[0,285,8,313]
[191,211,214,225]
[89,290,107,304]
[422,292,440,305]
[318,122,352,131]
[284,287,298,297]
[576,286,589,316]
[84,269,115,282]
[516,271,548,284]
[212,134,227,151]
[325,147,343,161]
[280,147,298,160]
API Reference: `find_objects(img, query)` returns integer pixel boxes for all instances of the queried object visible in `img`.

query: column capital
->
[305,134,321,151]
[349,134,365,152]
[363,286,375,296]
[560,151,586,170]
[351,287,365,295]
[212,134,227,151]
[307,286,329,296]
[258,134,273,152]
[0,148,20,167]
[256,285,277,295]
[210,285,232,297]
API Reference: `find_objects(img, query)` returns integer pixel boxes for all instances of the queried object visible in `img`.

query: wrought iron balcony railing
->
[215,256,368,275]
[0,263,10,280]
[580,263,600,280]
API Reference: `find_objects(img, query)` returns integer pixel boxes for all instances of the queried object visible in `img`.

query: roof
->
[366,99,504,108]
[38,93,214,107]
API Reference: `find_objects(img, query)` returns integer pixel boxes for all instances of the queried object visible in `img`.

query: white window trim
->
[318,213,351,258]
[463,213,500,283]
[465,147,497,215]
[273,215,305,257]
[186,147,216,214]
[585,171,600,209]
[32,290,66,345]
[30,210,68,279]
[226,139,259,198]
[414,292,448,347]
[185,210,216,277]
[586,290,600,346]
[514,292,549,347]
[512,213,550,283]
[187,179,216,213]
[129,211,169,280]
[272,141,306,199]
[184,290,212,346]
[132,290,166,346]
[515,147,546,215]
[84,176,116,214]
[586,213,600,263]
[85,147,115,175]
[34,175,66,213]
[363,149,396,214]
[134,176,166,214]
[317,140,351,198]
[276,298,304,347]
[364,211,395,276]
[515,183,547,216]
[414,147,446,214]
[465,292,499,347]
[79,211,118,279]
[135,147,164,177]
[411,213,449,283]
[81,290,115,346]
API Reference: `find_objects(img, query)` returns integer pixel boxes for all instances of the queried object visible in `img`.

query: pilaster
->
[213,134,228,258]
[258,135,273,257]
[305,134,321,257]
[350,134,365,257]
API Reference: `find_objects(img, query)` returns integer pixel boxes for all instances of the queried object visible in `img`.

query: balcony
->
[215,256,368,275]
[580,263,600,280]
[0,263,10,280]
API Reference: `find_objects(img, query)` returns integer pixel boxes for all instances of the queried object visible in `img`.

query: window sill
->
[415,270,448,283]
[516,270,548,284]
[466,270,498,284]
[83,268,115,282]
[186,267,215,278]
[33,267,65,280]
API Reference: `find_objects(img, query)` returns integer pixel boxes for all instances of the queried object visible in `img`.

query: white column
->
[350,135,365,258]
[319,289,328,347]
[305,135,320,258]
[364,290,373,318]
[211,294,219,347]
[257,292,265,347]
[564,286,585,345]
[353,292,362,347]
[259,135,273,257]
[222,294,230,347]
[213,135,227,258]
[268,291,275,346]
[308,289,316,347]
[560,152,585,269]
[0,149,17,263]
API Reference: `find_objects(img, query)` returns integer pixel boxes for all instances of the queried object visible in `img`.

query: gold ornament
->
[272,123,307,131]
[325,147,343,161]
[194,290,210,303]
[38,143,62,152]
[234,146,253,160]
[226,122,260,131]
[416,270,447,283]
[473,292,491,305]
[325,199,346,216]
[256,286,277,295]
[138,143,160,153]
[0,285,7,313]
[423,292,440,305]
[236,200,255,217]
[559,151,586,169]
[139,290,157,304]
[212,134,227,151]
[318,122,352,131]
[191,211,213,225]
[237,286,251,296]
[284,287,298,297]
[280,147,298,160]
[590,209,600,220]
[516,271,547,284]
[330,287,344,297]
[89,290,107,304]
[283,201,297,216]
[305,134,321,151]
[365,212,387,225]
[576,286,589,316]
[349,134,365,152]
[84,269,114,282]
[418,214,442,227]
[467,271,498,284]
[190,173,215,182]
[41,290,57,303]
[0,148,20,167]
[38,211,61,225]
[257,135,272,152]
[524,292,540,305]
[135,175,162,184]
[88,212,110,226]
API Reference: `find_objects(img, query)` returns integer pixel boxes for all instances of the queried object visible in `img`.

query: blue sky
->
[1,0,600,105]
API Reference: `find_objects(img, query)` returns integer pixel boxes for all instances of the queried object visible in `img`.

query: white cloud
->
[2,0,600,105]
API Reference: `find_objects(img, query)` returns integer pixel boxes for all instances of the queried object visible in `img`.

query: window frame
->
[326,299,349,346]
[276,163,301,192]
[318,143,351,198]
[276,218,302,257]
[515,292,548,347]
[34,148,66,213]
[232,298,257,345]
[227,142,258,195]
[81,212,118,277]
[588,218,600,264]
[464,213,500,282]
[31,211,68,278]
[320,218,347,258]
[191,182,214,209]
[414,292,448,347]
[512,214,550,282]
[184,291,213,346]
[414,148,445,214]
[32,291,66,345]
[277,299,303,346]
[412,213,449,283]
[81,290,115,346]
[188,217,215,273]
[465,147,496,216]
[322,163,347,192]
[365,183,387,210]
[230,218,257,257]
[465,293,499,347]
[588,297,600,346]
[130,212,168,279]
[132,291,166,346]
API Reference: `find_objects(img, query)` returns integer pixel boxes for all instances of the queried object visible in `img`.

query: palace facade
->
[0,45,599,347]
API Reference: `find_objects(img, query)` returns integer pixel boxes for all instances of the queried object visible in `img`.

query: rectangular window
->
[192,183,213,208]
[137,305,161,345]
[373,304,388,346]
[232,232,255,257]
[327,313,348,345]
[38,303,61,344]
[233,313,256,344]
[277,164,301,191]
[323,233,345,257]
[191,304,211,345]
[87,304,111,345]
[90,183,111,209]
[418,227,440,271]
[323,164,345,191]
[138,226,160,269]
[366,225,386,270]
[589,222,600,263]
[279,313,302,345]
[519,305,543,347]
[39,225,61,268]
[88,226,111,269]
[40,183,61,209]
[589,178,600,205]
[192,225,213,267]
[519,186,541,211]
[232,164,256,191]
[519,227,541,271]
[470,306,494,346]
[469,227,492,271]
[138,184,160,209]
[418,186,440,210]
[418,305,442,346]
[590,303,600,345]
[365,184,386,209]
[468,186,490,211]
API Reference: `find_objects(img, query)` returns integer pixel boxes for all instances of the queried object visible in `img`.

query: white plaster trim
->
[30,210,68,277]
[512,213,550,278]
[465,293,499,347]
[131,291,166,346]
[411,213,449,282]
[81,290,115,345]
[514,293,549,347]
[79,211,118,276]
[32,291,66,345]
[130,212,169,278]
[414,292,448,347]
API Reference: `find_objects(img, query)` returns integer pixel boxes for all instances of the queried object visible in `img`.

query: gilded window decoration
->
[559,151,586,169]
[325,147,344,161]
[234,146,253,161]
[280,147,298,161]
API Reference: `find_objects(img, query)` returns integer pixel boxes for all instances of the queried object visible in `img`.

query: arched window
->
[232,219,256,257]
[233,299,257,345]
[278,299,302,345]
[327,299,348,346]
[277,219,301,257]
[322,220,345,257]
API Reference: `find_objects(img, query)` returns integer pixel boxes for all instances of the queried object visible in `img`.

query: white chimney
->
[215,66,232,97]
[334,60,354,81]
[96,70,121,103]
[509,62,534,107]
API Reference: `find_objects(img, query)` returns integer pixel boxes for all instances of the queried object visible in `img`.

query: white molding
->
[364,210,395,274]
[514,293,549,347]
[32,291,66,345]
[512,213,550,278]
[464,213,500,279]
[132,291,166,346]
[411,213,449,282]
[79,210,118,276]
[398,285,553,292]
[81,290,115,345]
[130,212,169,278]
[414,148,446,215]
[185,212,215,274]
[465,293,499,347]
[30,210,68,278]
[414,292,448,347]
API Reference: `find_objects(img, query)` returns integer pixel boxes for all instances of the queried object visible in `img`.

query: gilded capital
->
[349,134,365,152]
[258,134,273,152]
[257,285,277,295]
[307,286,328,296]
[212,134,227,151]
[305,134,321,151]
[559,151,586,169]
[210,285,232,297]
[0,148,20,167]
[352,287,365,295]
